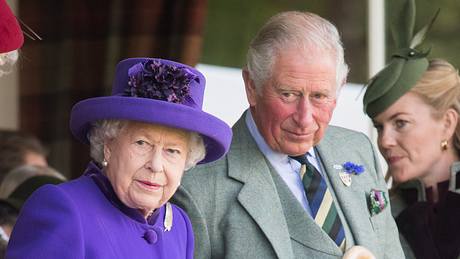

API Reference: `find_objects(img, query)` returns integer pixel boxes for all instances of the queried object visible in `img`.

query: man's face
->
[246,48,338,156]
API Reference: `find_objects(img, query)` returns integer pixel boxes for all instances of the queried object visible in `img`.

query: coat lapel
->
[316,128,382,254]
[228,114,294,259]
[268,164,342,256]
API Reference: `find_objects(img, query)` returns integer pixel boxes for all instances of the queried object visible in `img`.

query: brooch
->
[164,202,173,231]
[368,189,388,216]
[334,162,364,186]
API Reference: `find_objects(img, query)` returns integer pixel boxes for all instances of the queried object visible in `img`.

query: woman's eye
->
[395,120,407,129]
[166,148,181,155]
[135,140,147,146]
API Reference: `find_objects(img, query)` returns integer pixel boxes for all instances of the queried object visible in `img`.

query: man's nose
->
[293,97,314,127]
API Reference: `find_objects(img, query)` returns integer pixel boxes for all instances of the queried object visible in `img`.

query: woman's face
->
[104,121,189,217]
[373,92,455,184]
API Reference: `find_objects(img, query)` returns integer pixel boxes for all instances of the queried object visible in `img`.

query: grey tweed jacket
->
[172,112,404,259]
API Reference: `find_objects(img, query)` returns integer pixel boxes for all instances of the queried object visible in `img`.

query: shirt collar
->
[245,110,288,164]
[245,110,317,163]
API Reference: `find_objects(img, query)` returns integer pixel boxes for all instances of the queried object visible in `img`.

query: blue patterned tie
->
[290,154,346,249]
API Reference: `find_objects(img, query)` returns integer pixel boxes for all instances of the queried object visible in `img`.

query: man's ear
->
[242,69,258,107]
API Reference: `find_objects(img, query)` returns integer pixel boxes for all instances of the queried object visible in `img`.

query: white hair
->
[246,11,349,92]
[0,50,19,77]
[88,120,206,170]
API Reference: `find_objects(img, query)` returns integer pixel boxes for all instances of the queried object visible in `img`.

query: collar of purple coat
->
[83,161,161,225]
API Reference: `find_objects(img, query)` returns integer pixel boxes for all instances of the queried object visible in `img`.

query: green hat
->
[0,175,64,211]
[363,0,439,118]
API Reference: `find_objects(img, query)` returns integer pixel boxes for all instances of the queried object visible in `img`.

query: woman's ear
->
[443,108,458,140]
[103,140,112,162]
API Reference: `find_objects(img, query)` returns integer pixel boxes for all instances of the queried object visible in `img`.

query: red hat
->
[0,0,23,53]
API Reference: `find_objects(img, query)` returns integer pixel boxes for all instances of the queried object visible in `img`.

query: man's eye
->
[280,92,298,102]
[311,92,328,100]
[281,92,293,97]
[313,93,325,99]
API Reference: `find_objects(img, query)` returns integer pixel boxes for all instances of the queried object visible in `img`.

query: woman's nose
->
[378,129,396,150]
[145,149,164,173]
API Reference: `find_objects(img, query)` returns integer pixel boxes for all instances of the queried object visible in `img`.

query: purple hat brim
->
[70,96,232,164]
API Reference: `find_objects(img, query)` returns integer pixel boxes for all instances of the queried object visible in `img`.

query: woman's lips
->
[387,156,402,164]
[137,180,162,190]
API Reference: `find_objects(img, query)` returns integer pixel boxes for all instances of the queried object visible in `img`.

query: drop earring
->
[102,159,108,167]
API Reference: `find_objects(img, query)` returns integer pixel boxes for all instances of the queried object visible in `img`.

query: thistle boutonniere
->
[368,189,388,216]
[334,162,365,186]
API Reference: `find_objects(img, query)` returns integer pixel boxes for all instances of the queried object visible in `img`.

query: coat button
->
[143,229,158,244]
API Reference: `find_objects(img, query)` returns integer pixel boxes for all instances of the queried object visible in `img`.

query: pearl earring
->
[102,159,108,167]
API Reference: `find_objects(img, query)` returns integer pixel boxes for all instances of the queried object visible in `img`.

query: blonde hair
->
[410,59,460,153]
[0,165,66,198]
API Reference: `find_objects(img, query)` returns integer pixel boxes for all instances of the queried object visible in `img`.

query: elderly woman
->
[6,58,232,258]
[363,1,460,258]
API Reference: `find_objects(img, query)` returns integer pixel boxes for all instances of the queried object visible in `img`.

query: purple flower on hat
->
[125,59,199,103]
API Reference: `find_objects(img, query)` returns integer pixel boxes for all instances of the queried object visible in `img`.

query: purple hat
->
[70,58,232,164]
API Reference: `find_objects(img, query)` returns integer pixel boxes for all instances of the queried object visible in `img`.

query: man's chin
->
[281,145,315,156]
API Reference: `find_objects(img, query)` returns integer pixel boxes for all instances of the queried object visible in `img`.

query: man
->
[0,130,48,183]
[173,11,404,258]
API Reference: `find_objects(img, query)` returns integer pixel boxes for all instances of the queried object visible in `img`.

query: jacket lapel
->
[228,114,294,259]
[268,164,342,256]
[316,128,381,254]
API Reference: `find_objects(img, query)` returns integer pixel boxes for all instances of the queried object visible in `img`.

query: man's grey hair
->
[246,11,349,92]
[88,120,206,171]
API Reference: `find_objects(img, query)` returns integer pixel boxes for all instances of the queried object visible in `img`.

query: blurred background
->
[1,0,459,179]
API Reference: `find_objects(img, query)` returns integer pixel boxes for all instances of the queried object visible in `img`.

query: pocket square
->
[368,189,388,216]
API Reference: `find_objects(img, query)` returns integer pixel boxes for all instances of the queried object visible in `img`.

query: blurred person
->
[0,0,23,77]
[0,165,65,198]
[0,166,65,240]
[0,166,65,259]
[6,58,231,258]
[363,1,460,258]
[0,130,48,183]
[172,11,403,259]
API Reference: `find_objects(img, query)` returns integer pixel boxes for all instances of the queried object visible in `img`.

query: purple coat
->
[6,162,194,258]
